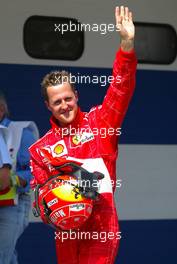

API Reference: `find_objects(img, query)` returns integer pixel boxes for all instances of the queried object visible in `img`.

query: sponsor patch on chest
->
[39,140,68,158]
[70,131,94,148]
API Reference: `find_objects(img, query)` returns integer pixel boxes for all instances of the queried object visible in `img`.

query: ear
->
[0,104,3,112]
[74,90,78,102]
[45,100,52,112]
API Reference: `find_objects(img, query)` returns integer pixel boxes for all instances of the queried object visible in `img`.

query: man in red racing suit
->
[29,6,137,264]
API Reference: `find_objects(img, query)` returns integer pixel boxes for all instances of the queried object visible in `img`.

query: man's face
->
[45,82,78,127]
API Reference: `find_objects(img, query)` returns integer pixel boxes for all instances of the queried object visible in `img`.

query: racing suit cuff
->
[118,47,137,61]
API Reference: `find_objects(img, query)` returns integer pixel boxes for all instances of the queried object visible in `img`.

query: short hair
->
[41,70,76,101]
[0,90,9,117]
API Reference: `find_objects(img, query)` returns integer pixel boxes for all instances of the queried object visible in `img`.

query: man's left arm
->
[99,6,137,129]
[16,127,37,192]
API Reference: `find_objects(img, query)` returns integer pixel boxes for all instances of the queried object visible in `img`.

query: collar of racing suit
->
[49,107,85,137]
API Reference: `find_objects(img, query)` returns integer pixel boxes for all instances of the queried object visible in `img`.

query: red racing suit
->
[29,48,137,264]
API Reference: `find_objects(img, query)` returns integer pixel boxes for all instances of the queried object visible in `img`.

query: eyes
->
[53,97,72,106]
[65,97,72,102]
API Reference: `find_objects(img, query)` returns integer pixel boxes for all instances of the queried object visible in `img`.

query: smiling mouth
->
[61,110,71,118]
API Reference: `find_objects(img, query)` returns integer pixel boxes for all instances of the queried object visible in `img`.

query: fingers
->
[115,6,121,25]
[125,7,129,20]
[129,11,133,22]
[115,5,133,23]
[120,6,124,18]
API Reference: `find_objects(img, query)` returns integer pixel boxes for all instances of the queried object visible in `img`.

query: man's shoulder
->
[87,105,102,119]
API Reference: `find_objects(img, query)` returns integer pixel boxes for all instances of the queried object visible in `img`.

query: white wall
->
[0,0,177,70]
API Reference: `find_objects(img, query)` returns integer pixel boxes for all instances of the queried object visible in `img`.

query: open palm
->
[115,6,135,41]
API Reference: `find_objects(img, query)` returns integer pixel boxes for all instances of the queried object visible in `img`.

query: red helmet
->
[34,173,93,230]
[33,152,104,231]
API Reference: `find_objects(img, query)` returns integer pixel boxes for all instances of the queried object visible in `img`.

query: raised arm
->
[98,6,137,130]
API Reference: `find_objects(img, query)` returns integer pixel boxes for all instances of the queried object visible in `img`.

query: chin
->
[58,116,75,126]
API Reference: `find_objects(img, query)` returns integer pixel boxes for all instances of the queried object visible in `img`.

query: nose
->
[61,99,68,110]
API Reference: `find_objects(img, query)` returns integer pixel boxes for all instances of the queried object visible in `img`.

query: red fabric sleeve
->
[99,48,137,129]
[29,152,50,224]
[30,155,49,186]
